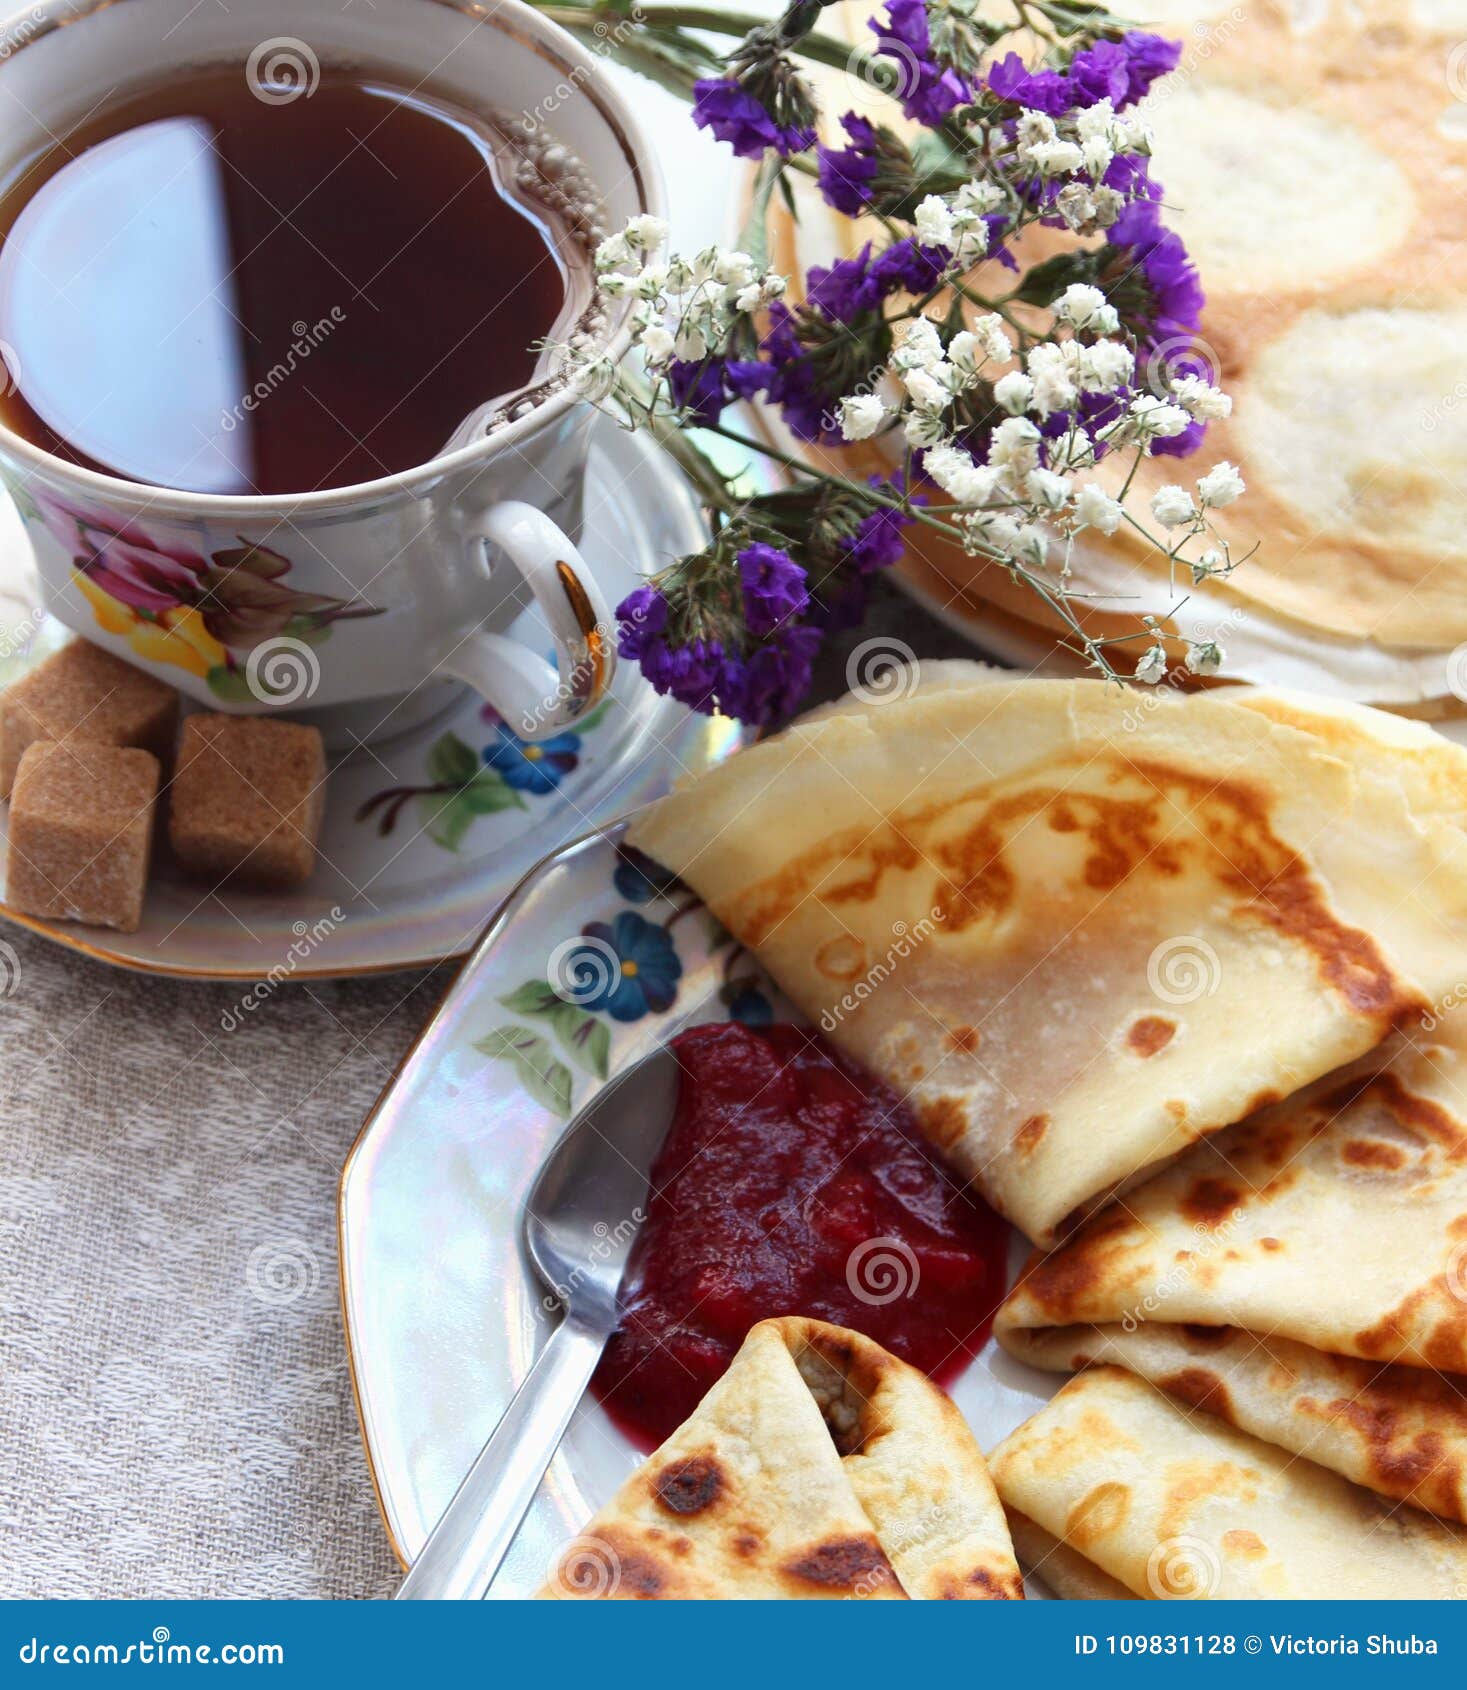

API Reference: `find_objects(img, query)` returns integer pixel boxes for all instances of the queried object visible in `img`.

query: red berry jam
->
[591,1022,1011,1449]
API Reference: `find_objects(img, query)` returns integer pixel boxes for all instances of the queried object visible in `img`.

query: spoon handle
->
[395,1316,607,1600]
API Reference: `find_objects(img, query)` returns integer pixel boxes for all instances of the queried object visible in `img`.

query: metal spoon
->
[395,1044,678,1600]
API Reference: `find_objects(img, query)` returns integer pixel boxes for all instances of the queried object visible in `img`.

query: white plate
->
[338,822,1054,1597]
[0,418,747,978]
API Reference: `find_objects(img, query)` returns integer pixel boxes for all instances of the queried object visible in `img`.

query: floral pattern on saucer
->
[357,701,615,851]
[473,844,775,1115]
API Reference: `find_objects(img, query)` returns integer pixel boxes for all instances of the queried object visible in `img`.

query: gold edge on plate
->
[333,821,630,1573]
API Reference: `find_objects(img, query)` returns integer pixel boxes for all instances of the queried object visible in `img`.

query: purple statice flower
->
[730,624,824,723]
[804,245,888,320]
[1108,200,1205,343]
[869,0,971,128]
[692,78,814,159]
[738,542,809,634]
[1067,39,1131,108]
[987,51,1073,115]
[871,237,950,294]
[1117,32,1182,107]
[616,586,668,657]
[817,113,881,216]
[757,308,833,442]
[667,357,770,426]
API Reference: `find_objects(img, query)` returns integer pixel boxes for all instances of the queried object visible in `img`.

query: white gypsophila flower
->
[673,325,709,362]
[1185,641,1225,677]
[902,366,952,413]
[1075,100,1117,143]
[1171,375,1231,420]
[1191,547,1227,579]
[712,249,756,288]
[925,442,999,504]
[969,314,1013,363]
[1054,184,1098,232]
[1074,482,1124,534]
[989,415,1042,473]
[1026,342,1079,418]
[953,220,991,263]
[1054,284,1117,334]
[1082,137,1113,178]
[1151,484,1197,527]
[1112,112,1152,155]
[840,394,888,442]
[595,232,631,271]
[903,407,949,448]
[598,272,634,298]
[892,317,945,373]
[1049,429,1096,471]
[1017,112,1057,150]
[1025,139,1084,176]
[966,509,1022,555]
[734,283,764,313]
[1102,395,1190,446]
[1197,461,1246,507]
[914,195,955,247]
[946,330,981,376]
[1134,643,1168,684]
[625,215,668,251]
[1016,524,1049,567]
[955,178,1005,217]
[1027,467,1071,511]
[993,371,1034,415]
[1090,186,1126,227]
[640,325,675,363]
[1080,339,1135,392]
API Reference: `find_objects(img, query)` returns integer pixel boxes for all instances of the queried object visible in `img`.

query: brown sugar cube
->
[168,715,326,891]
[6,741,160,932]
[0,638,178,797]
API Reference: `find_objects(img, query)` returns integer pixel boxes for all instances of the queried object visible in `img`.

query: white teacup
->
[0,0,661,741]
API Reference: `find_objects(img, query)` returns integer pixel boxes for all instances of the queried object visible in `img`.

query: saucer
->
[0,417,746,979]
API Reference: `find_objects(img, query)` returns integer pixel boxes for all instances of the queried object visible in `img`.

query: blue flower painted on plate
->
[566,910,682,1022]
[483,723,581,794]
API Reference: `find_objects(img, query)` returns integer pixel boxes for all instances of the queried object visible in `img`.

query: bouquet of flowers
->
[538,0,1249,725]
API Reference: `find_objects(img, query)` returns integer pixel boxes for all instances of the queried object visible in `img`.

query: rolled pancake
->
[997,1014,1467,1521]
[542,1316,1021,1600]
[629,675,1467,1243]
[988,1367,1467,1600]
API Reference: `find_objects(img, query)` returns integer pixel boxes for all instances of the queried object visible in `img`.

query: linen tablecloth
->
[0,581,977,1599]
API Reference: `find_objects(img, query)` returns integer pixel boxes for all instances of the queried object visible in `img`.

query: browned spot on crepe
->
[651,1455,724,1517]
[1128,1015,1177,1057]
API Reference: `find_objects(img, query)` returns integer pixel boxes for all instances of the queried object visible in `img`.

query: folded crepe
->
[996,1007,1467,1525]
[542,1316,1022,1600]
[988,1367,1467,1600]
[628,672,1467,1243]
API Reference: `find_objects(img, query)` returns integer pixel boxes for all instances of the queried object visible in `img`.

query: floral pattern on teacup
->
[19,488,381,694]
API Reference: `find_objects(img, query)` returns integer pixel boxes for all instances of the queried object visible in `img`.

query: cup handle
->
[442,499,615,739]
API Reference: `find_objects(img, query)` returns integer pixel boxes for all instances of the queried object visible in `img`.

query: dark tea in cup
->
[0,64,600,495]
